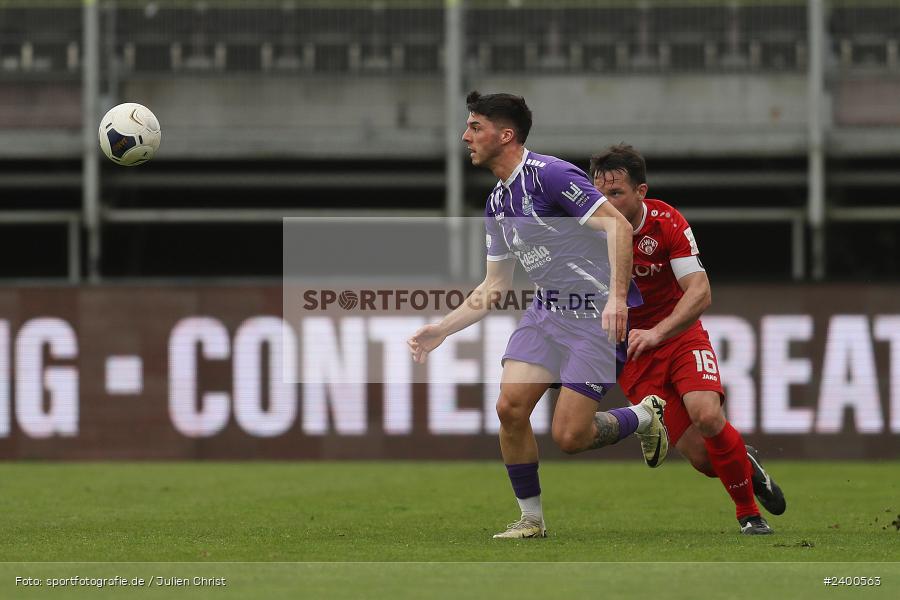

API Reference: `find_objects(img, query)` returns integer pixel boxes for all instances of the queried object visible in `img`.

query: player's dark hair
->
[589,143,647,187]
[466,90,532,144]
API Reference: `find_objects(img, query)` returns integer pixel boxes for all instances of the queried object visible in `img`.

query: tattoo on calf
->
[589,412,620,449]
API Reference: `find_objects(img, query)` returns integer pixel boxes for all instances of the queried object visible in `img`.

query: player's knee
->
[689,402,725,437]
[496,393,528,427]
[552,427,587,455]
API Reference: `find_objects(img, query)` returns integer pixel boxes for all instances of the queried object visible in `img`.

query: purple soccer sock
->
[505,462,541,499]
[608,407,640,442]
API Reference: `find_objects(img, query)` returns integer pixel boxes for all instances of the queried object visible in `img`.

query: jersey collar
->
[501,148,529,188]
[632,202,648,235]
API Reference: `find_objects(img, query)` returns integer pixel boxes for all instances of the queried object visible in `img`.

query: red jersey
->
[628,199,704,331]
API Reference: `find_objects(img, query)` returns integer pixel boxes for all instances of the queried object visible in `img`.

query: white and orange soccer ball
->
[98,102,161,166]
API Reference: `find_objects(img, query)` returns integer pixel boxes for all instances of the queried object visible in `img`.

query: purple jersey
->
[485,150,642,310]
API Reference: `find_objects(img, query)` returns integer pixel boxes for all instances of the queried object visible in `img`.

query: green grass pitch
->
[1,461,898,599]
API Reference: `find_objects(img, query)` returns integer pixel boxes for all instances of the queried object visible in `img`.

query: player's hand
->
[626,328,664,361]
[407,323,447,364]
[601,299,628,344]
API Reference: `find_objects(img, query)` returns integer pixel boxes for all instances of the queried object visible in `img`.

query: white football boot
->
[637,395,669,468]
[492,515,547,539]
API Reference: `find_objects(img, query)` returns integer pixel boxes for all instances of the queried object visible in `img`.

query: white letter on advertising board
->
[761,315,813,433]
[169,317,231,438]
[874,315,900,434]
[369,317,423,435]
[15,318,78,438]
[704,316,756,433]
[816,315,883,434]
[302,317,366,435]
[428,321,481,434]
[234,317,297,437]
[0,321,7,437]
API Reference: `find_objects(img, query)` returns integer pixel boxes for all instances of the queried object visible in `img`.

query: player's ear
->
[500,127,515,145]
[637,183,648,200]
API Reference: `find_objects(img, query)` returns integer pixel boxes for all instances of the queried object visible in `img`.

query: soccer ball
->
[98,102,161,166]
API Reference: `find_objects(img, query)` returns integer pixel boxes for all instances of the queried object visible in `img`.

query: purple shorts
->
[501,305,625,403]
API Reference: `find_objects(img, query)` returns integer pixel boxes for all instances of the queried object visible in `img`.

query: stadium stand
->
[0,1,899,280]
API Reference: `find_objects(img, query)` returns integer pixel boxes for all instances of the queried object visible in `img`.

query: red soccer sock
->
[703,421,759,520]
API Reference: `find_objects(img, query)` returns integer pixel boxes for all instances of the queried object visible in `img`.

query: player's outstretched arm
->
[584,202,633,343]
[407,257,515,364]
[651,270,711,341]
[627,270,712,360]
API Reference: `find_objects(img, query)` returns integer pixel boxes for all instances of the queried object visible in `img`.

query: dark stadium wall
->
[0,285,897,460]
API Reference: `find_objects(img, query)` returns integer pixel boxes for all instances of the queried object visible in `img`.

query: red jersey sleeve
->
[667,209,700,260]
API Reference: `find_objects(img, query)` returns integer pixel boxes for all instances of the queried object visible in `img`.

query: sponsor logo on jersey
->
[634,263,663,277]
[561,182,588,207]
[510,228,551,272]
[638,235,658,255]
[651,209,659,217]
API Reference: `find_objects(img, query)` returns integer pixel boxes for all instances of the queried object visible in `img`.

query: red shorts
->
[618,325,725,446]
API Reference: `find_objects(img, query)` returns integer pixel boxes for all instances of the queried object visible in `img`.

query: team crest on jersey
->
[638,236,658,255]
[521,194,533,215]
[486,234,492,250]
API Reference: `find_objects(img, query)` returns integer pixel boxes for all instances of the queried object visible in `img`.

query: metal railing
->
[0,211,81,282]
[1,0,899,281]
[8,2,900,76]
